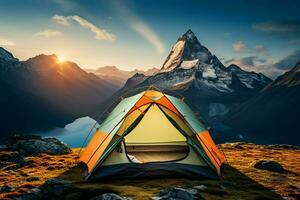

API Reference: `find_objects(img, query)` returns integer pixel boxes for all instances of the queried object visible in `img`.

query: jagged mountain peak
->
[161,30,214,72]
[181,29,197,41]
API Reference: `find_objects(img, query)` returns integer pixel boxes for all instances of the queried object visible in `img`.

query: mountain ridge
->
[86,66,159,88]
[224,61,300,144]
[0,47,118,140]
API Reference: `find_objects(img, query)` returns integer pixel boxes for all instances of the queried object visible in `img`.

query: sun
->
[57,56,66,63]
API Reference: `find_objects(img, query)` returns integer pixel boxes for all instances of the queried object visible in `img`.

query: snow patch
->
[161,40,185,72]
[173,76,195,86]
[202,66,217,79]
[180,59,199,69]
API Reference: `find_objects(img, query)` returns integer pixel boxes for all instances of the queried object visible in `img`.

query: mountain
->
[112,30,272,127]
[86,66,159,88]
[0,47,118,141]
[224,61,300,144]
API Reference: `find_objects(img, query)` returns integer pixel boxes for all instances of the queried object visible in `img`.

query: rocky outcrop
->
[90,193,132,200]
[154,187,205,200]
[6,135,71,155]
[254,160,286,173]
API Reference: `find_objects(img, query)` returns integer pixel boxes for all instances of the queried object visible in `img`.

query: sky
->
[0,0,299,78]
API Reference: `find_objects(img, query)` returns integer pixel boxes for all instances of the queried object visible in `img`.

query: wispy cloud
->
[113,1,164,54]
[253,20,300,44]
[53,14,70,26]
[225,56,266,67]
[0,36,15,46]
[232,41,247,52]
[232,41,269,56]
[52,15,116,41]
[130,20,164,54]
[35,29,62,38]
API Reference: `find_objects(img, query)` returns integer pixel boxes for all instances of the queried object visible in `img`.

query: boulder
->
[254,160,286,173]
[0,185,14,193]
[154,187,205,200]
[41,179,74,199]
[6,135,71,155]
[16,188,43,200]
[90,193,132,200]
[193,185,208,190]
[26,177,40,182]
[0,151,25,169]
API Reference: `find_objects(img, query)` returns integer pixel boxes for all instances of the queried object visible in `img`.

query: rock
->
[90,193,132,200]
[154,187,205,200]
[193,185,207,190]
[1,185,13,192]
[26,177,40,182]
[41,179,74,199]
[0,145,7,151]
[265,144,300,150]
[20,171,29,177]
[17,188,43,200]
[6,134,71,155]
[254,160,286,173]
[0,150,26,170]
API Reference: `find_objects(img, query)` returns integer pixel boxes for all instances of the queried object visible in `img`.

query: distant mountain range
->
[224,61,300,144]
[86,66,159,88]
[0,47,118,140]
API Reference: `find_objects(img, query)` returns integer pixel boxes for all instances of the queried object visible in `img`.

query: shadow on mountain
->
[53,164,283,200]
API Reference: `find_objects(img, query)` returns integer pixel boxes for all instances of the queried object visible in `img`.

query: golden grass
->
[0,145,299,200]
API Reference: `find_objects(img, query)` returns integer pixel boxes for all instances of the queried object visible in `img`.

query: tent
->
[79,89,225,180]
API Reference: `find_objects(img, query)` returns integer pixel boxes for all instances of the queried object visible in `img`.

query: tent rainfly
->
[79,89,225,180]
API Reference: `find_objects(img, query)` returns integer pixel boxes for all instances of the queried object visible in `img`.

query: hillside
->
[0,47,118,140]
[224,61,300,144]
[0,143,299,199]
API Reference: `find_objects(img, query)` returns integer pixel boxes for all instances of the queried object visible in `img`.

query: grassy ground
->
[0,143,299,199]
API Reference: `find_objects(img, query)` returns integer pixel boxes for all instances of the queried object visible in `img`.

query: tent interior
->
[123,104,189,163]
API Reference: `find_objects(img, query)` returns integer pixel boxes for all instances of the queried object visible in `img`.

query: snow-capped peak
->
[160,29,216,73]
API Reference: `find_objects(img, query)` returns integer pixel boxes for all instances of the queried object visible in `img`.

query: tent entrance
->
[123,104,189,163]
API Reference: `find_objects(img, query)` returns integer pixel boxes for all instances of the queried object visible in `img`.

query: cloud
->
[232,41,247,52]
[130,20,164,54]
[112,1,164,54]
[274,50,300,70]
[232,41,269,56]
[52,14,70,26]
[0,36,15,46]
[254,45,267,52]
[253,20,300,43]
[34,29,62,38]
[225,56,266,67]
[52,15,116,41]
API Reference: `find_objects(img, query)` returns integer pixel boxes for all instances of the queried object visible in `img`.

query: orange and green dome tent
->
[79,89,225,180]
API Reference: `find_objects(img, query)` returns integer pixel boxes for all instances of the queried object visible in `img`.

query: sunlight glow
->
[57,56,66,63]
